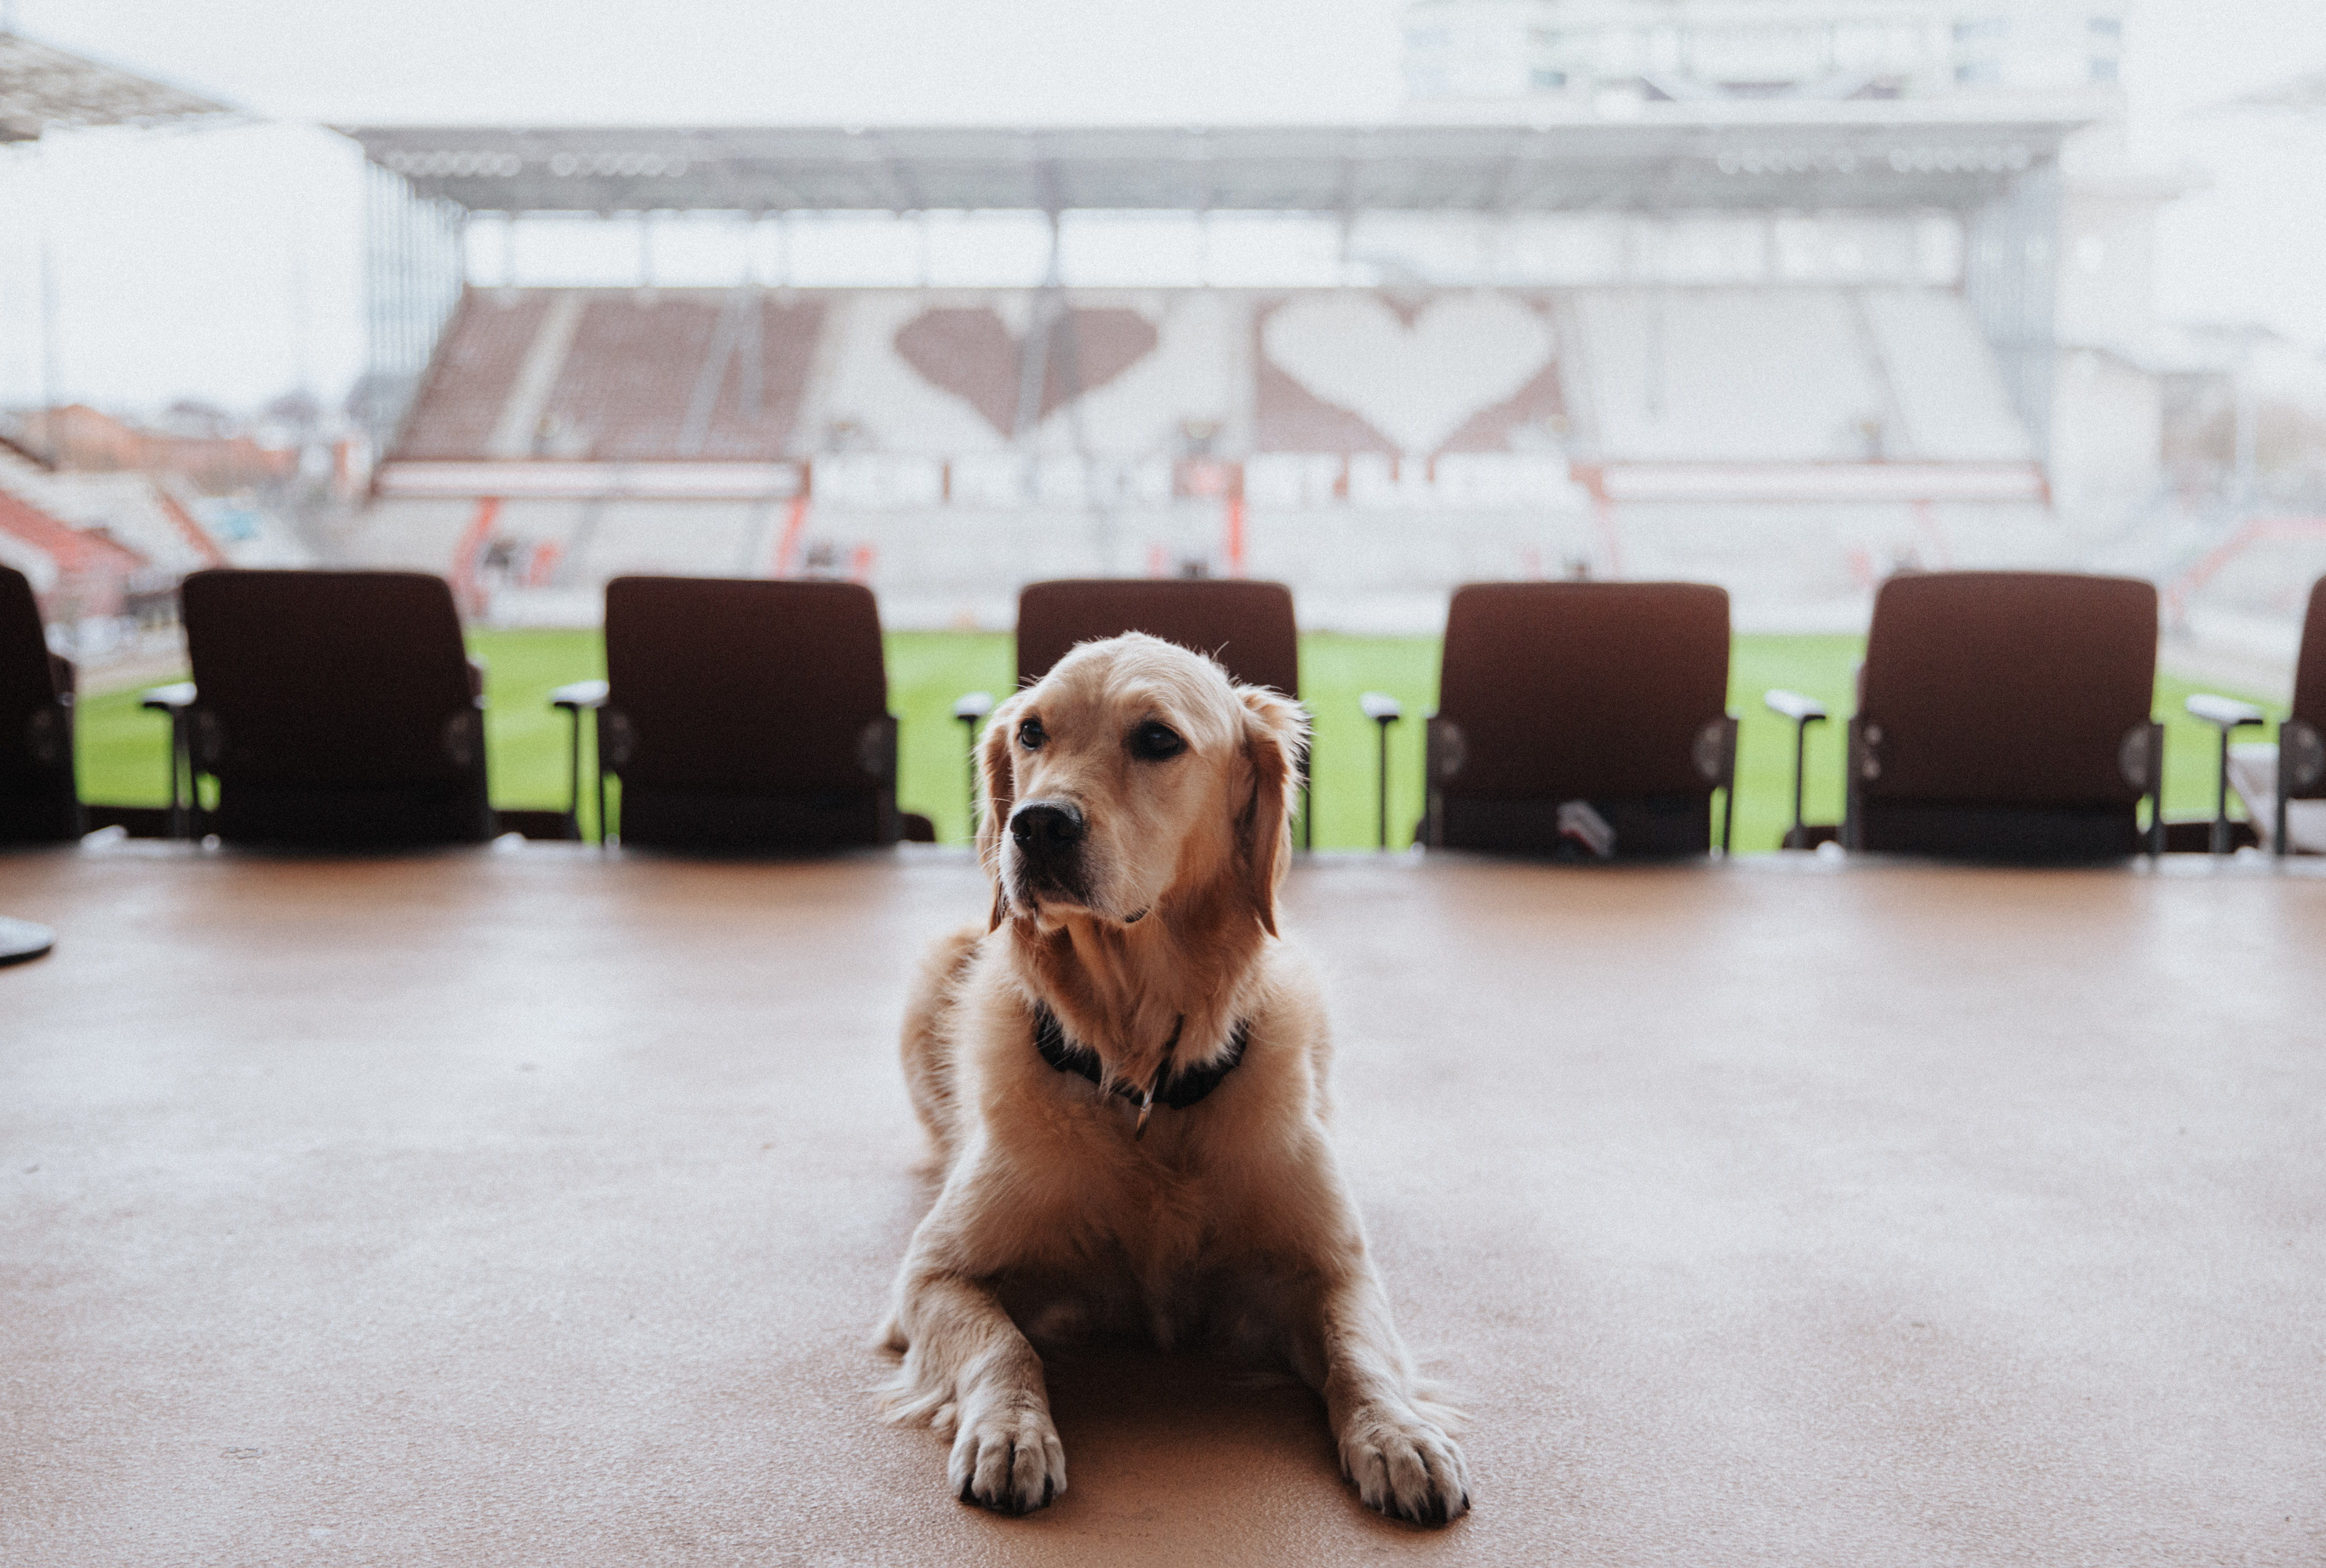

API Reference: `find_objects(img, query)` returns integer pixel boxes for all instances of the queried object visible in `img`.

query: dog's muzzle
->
[1009,799,1087,900]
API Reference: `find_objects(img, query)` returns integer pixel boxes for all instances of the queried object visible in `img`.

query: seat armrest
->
[1764,688,1826,723]
[140,681,198,712]
[550,679,609,711]
[953,691,995,722]
[2185,693,2266,730]
[1359,692,1402,723]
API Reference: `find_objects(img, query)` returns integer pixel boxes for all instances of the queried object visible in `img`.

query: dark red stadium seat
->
[1818,571,2163,861]
[2283,578,2326,853]
[1425,581,1737,858]
[0,564,81,844]
[179,569,494,847]
[1014,579,1300,697]
[584,576,928,851]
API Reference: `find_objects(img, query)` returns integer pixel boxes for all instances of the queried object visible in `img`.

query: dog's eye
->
[1128,721,1185,760]
[1017,717,1046,751]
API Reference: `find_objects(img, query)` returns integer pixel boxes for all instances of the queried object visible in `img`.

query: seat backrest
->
[0,566,61,781]
[2296,577,2326,732]
[1858,571,2156,807]
[1437,581,1731,798]
[1016,579,1299,697]
[182,569,478,785]
[604,576,888,792]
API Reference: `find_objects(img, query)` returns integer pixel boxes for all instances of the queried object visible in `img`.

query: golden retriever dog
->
[878,633,1469,1524]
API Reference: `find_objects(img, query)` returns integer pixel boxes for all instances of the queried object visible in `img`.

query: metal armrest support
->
[140,681,200,840]
[1763,689,1827,850]
[954,692,994,840]
[1359,692,1402,850]
[2185,693,2267,855]
[549,681,610,843]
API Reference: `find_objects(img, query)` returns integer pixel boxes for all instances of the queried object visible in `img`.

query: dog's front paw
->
[948,1396,1067,1515]
[1338,1401,1470,1525]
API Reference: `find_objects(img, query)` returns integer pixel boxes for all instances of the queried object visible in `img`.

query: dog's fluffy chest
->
[975,1091,1249,1249]
[989,1164,1310,1355]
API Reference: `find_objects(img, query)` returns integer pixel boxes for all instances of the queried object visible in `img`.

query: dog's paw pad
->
[1340,1403,1471,1526]
[948,1403,1067,1515]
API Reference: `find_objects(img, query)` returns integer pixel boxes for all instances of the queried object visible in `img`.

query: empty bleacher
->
[397,288,824,462]
[363,282,2060,630]
[397,292,552,459]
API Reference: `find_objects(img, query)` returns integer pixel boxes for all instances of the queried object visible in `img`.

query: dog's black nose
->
[1010,801,1085,856]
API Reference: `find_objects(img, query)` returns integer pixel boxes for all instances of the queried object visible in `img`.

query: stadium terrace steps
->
[398,289,824,464]
[0,482,147,609]
[397,292,551,459]
[0,449,227,581]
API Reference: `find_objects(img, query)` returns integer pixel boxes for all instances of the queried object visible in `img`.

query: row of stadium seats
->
[3,566,2321,859]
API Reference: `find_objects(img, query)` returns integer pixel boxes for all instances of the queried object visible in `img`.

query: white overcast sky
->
[0,0,2321,413]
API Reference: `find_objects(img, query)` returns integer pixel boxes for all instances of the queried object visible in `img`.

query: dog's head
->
[977,633,1307,938]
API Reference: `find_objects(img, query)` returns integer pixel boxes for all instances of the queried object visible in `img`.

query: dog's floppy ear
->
[1235,685,1309,938]
[976,691,1026,931]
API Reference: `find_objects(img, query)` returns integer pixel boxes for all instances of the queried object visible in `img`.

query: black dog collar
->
[1032,1002,1249,1134]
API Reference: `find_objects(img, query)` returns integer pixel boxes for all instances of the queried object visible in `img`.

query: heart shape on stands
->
[1262,293,1555,455]
[894,308,1160,436]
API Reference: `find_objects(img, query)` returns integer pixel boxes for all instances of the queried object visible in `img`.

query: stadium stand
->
[335,102,2226,639]
[0,445,228,580]
[1569,288,2034,463]
[384,284,2030,467]
[0,484,146,622]
[395,292,552,458]
[360,282,2057,631]
[398,289,824,462]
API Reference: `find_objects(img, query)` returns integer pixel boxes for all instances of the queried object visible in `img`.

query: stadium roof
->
[340,109,2100,216]
[0,32,234,142]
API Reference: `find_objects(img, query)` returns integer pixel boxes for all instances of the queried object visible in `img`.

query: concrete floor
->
[3,842,2322,1566]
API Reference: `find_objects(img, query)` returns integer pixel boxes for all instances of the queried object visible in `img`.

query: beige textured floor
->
[3,843,2322,1566]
